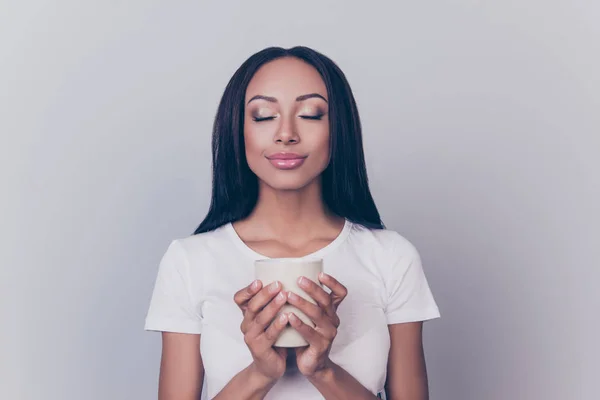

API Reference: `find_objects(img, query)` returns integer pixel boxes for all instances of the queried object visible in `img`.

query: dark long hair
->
[193,46,384,234]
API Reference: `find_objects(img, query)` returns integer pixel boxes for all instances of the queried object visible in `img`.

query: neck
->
[245,179,340,238]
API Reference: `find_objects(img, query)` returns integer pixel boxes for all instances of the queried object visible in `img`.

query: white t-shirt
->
[145,220,440,399]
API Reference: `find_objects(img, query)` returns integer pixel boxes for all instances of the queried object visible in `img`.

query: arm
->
[306,360,378,400]
[159,332,203,400]
[286,274,378,400]
[158,279,288,400]
[212,363,277,400]
[382,235,440,400]
[159,332,279,400]
[385,322,429,400]
[146,241,205,399]
[212,280,290,399]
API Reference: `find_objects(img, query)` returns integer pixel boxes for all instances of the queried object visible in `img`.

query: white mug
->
[254,258,323,347]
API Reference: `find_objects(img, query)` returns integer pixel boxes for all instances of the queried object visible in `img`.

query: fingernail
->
[251,280,259,290]
[287,292,297,301]
[298,276,305,286]
[319,272,325,280]
[279,313,288,323]
[277,292,286,302]
[289,313,298,322]
[269,281,280,293]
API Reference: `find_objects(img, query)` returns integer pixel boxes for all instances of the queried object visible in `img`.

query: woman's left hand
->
[286,272,348,377]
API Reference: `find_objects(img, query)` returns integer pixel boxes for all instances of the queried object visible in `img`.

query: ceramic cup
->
[254,258,323,347]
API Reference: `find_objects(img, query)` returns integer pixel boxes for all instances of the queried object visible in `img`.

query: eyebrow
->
[246,93,328,105]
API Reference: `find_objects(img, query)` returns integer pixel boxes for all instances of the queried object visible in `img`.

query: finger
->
[297,276,332,310]
[239,282,281,334]
[263,312,289,344]
[297,276,339,324]
[287,295,338,339]
[234,280,262,309]
[286,291,328,325]
[288,313,330,347]
[246,281,282,317]
[318,273,348,305]
[250,291,287,335]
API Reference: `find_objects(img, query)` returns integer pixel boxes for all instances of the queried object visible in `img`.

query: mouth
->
[265,152,308,170]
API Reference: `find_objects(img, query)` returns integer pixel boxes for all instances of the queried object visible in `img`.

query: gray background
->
[1,1,598,399]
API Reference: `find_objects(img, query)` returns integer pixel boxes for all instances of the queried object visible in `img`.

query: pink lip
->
[266,152,307,170]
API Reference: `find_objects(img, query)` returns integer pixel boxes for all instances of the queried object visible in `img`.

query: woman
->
[145,46,440,400]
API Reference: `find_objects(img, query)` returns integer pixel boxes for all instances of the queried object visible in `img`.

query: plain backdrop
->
[1,1,598,399]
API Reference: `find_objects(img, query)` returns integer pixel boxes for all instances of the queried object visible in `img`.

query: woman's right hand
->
[234,280,289,382]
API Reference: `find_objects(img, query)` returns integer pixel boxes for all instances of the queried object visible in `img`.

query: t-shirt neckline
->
[225,219,353,261]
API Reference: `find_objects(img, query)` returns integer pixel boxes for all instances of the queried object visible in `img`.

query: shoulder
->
[168,224,233,262]
[348,223,420,260]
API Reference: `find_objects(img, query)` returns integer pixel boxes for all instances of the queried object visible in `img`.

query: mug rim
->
[255,257,323,264]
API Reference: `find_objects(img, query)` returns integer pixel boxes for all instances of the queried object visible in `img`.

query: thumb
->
[275,347,288,359]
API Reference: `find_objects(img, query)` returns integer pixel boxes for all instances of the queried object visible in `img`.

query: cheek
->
[244,125,269,159]
[310,129,331,166]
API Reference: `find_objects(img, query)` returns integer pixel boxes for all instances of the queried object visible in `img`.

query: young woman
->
[145,46,440,400]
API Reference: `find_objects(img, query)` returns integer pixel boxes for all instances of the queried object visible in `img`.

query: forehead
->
[245,57,327,101]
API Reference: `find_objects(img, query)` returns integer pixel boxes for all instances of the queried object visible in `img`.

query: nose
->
[273,115,300,145]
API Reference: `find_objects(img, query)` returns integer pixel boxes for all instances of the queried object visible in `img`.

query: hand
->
[233,280,289,382]
[286,272,348,377]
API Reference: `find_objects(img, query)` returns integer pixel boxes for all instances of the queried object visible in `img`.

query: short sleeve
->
[384,236,441,325]
[144,240,203,334]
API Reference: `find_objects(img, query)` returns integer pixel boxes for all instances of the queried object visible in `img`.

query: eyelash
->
[252,116,275,122]
[252,115,323,122]
[300,114,323,121]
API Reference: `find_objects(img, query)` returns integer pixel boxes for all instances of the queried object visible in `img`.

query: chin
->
[261,175,319,192]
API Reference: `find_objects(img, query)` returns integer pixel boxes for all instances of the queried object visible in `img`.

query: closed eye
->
[299,114,324,120]
[252,116,276,122]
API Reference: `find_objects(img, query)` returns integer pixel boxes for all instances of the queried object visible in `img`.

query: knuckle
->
[330,327,338,339]
[316,306,325,318]
[248,302,261,314]
[241,317,252,331]
[254,313,266,327]
[233,294,242,305]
